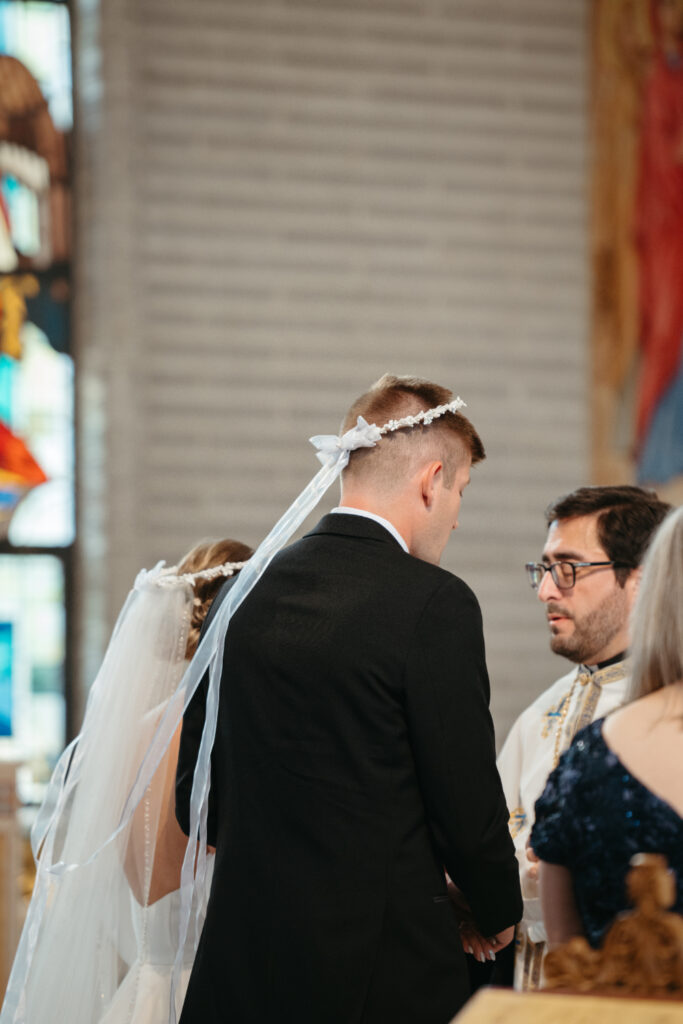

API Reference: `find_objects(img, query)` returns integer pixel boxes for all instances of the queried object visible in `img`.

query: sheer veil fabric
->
[2,571,195,1023]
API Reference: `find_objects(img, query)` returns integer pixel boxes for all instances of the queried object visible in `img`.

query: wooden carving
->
[544,854,683,998]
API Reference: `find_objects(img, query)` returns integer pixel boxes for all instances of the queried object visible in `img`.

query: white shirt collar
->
[330,507,409,553]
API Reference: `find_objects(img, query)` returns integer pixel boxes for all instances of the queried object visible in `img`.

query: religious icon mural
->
[591,0,683,500]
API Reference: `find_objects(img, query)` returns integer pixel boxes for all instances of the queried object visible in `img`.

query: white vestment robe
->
[497,658,630,990]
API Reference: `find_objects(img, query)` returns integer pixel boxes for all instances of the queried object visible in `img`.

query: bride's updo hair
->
[176,538,254,658]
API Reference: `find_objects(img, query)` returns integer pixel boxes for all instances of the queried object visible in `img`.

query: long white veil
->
[2,567,195,1023]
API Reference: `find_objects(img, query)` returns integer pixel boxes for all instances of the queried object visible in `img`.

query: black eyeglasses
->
[525,560,632,591]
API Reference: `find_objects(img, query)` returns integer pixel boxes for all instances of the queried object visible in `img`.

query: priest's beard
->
[548,588,628,665]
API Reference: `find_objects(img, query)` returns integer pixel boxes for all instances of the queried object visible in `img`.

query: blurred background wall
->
[75,0,589,741]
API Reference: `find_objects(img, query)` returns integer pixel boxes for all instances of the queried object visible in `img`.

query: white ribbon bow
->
[310,415,382,465]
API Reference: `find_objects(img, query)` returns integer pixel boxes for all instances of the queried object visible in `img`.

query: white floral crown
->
[136,560,250,591]
[310,396,466,465]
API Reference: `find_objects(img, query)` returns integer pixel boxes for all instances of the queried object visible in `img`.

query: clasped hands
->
[446,878,515,964]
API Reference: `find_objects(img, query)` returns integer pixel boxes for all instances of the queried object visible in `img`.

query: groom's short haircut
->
[341,374,485,490]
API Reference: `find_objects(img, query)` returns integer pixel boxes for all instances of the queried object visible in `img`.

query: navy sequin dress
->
[530,717,683,949]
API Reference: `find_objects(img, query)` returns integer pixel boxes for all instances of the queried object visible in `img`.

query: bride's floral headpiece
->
[135,560,250,590]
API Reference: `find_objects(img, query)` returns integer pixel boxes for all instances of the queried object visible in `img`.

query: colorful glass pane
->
[0,272,72,545]
[0,174,43,261]
[0,621,11,736]
[1,318,74,546]
[0,554,65,802]
[0,2,72,131]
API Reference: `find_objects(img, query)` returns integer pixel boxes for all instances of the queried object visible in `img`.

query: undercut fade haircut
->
[341,374,484,488]
[545,485,671,586]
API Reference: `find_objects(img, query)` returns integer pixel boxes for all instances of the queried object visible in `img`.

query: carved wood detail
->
[544,854,683,998]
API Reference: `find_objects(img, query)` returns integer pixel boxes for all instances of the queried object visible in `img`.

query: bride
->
[0,538,251,1024]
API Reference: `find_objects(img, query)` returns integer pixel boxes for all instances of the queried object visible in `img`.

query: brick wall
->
[73,0,589,741]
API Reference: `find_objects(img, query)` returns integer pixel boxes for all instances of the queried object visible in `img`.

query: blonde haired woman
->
[531,506,683,949]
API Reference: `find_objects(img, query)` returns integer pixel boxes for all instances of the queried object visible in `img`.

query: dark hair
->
[545,485,672,586]
[343,373,485,466]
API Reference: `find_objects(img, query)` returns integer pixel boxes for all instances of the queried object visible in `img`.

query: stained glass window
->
[1,0,72,797]
[0,621,12,737]
[0,2,72,131]
[0,3,71,271]
[0,555,65,802]
[0,290,74,547]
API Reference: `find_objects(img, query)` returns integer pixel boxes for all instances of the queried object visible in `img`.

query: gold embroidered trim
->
[519,933,546,992]
[552,674,581,769]
[541,692,571,740]
[553,660,629,768]
[570,660,629,743]
[508,806,527,839]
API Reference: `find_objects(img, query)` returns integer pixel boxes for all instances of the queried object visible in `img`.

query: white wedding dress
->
[101,859,214,1024]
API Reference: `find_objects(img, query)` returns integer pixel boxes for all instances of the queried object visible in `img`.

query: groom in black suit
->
[176,375,522,1024]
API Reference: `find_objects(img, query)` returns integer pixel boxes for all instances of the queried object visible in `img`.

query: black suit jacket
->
[176,514,521,1024]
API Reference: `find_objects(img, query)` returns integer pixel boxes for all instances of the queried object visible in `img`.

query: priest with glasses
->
[497,485,670,991]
